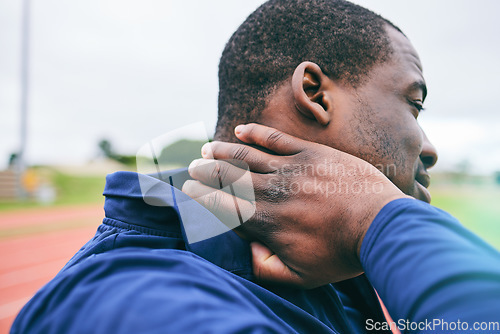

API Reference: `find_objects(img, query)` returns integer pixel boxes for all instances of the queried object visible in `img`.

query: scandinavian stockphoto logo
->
[135,122,256,244]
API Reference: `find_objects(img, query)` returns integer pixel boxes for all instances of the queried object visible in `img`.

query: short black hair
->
[215,0,402,141]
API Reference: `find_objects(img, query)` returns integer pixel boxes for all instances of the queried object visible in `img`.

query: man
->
[187,123,500,332]
[11,1,500,333]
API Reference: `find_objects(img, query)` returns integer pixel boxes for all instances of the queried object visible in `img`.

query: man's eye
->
[408,99,425,117]
[411,100,425,111]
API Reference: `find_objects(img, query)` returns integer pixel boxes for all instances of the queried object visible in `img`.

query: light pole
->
[17,0,31,199]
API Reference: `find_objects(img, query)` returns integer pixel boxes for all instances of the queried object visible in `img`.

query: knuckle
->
[232,146,249,161]
[259,176,291,202]
[209,162,223,186]
[297,148,315,162]
[219,164,230,185]
[206,190,222,212]
[266,130,284,147]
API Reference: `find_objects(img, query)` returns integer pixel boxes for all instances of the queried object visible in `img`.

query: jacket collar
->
[103,170,253,280]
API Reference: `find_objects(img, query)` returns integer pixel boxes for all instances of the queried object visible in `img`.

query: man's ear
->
[292,61,333,126]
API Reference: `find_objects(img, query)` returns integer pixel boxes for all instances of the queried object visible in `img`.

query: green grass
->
[0,170,105,212]
[50,172,106,205]
[430,185,500,249]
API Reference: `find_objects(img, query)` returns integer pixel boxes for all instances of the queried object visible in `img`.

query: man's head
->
[215,0,437,202]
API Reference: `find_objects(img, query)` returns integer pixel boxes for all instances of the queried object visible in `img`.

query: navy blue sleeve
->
[360,198,500,333]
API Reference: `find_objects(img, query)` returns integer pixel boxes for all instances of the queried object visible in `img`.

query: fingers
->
[188,157,290,205]
[200,124,309,173]
[251,242,304,286]
[202,142,279,174]
[188,158,250,190]
[182,180,256,229]
[234,123,306,156]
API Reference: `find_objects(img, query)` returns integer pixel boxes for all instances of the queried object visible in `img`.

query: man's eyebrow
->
[408,81,427,102]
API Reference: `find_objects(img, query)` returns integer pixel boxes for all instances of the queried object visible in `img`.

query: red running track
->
[0,204,103,334]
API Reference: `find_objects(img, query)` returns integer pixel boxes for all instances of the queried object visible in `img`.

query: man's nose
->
[420,130,438,169]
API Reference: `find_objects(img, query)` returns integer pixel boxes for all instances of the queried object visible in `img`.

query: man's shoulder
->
[14,245,349,334]
[57,216,184,270]
[12,242,349,334]
[11,247,254,333]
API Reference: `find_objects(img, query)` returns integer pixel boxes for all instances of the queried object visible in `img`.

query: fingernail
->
[201,143,211,158]
[235,124,246,135]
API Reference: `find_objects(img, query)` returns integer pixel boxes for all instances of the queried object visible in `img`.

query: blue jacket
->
[11,171,500,333]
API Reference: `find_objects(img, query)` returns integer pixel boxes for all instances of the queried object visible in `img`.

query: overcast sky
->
[1,0,499,174]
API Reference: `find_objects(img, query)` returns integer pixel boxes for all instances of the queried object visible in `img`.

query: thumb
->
[251,241,304,286]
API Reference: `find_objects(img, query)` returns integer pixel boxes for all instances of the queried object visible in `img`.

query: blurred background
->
[1,0,499,332]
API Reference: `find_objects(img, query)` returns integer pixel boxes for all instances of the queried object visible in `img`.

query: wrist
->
[355,193,411,261]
